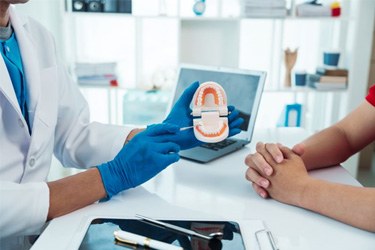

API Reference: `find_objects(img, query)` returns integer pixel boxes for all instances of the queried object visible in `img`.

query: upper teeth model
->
[192,81,229,143]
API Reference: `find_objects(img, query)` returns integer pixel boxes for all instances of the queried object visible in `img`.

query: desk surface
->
[32,128,375,250]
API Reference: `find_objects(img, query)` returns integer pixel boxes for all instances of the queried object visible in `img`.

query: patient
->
[245,85,375,232]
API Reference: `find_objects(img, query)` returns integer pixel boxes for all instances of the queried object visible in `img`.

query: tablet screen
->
[79,218,246,250]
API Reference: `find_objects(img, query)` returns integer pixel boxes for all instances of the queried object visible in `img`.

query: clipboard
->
[76,216,278,250]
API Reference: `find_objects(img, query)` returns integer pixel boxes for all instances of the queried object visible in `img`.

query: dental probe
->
[179,126,194,131]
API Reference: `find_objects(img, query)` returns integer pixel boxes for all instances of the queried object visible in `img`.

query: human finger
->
[158,153,180,167]
[146,123,179,136]
[154,142,180,154]
[229,117,244,129]
[256,142,278,167]
[292,143,305,156]
[245,167,270,189]
[227,106,239,122]
[255,141,265,152]
[228,105,235,112]
[252,182,269,198]
[175,81,200,107]
[278,145,296,159]
[265,143,284,163]
[245,152,273,176]
[229,128,241,137]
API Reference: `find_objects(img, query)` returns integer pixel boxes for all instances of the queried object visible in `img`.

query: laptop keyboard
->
[200,139,237,151]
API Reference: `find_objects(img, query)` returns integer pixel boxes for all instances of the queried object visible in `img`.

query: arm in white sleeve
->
[0,181,49,238]
[53,63,132,169]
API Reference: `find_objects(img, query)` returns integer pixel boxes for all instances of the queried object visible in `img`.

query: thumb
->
[176,81,199,107]
[279,146,296,159]
[292,143,305,156]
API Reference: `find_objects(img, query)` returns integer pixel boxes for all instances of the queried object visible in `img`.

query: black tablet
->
[78,217,247,250]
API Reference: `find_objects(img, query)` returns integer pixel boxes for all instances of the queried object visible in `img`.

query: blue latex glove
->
[227,105,244,137]
[97,123,180,199]
[163,81,201,149]
[163,82,244,150]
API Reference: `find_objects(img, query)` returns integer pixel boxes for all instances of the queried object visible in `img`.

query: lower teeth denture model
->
[192,81,229,143]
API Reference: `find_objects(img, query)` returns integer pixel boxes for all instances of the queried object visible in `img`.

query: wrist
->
[96,163,112,200]
[124,128,144,145]
[296,177,317,208]
[97,159,135,200]
[97,162,124,200]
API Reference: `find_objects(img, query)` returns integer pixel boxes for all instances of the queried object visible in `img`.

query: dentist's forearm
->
[300,179,375,232]
[47,168,106,220]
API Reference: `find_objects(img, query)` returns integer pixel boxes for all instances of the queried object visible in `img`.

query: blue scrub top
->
[0,32,30,133]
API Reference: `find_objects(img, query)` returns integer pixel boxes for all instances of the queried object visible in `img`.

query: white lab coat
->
[0,7,131,249]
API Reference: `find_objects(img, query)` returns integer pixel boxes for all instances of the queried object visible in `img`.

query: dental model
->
[192,81,229,143]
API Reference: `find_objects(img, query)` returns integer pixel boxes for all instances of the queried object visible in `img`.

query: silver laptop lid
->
[168,64,266,142]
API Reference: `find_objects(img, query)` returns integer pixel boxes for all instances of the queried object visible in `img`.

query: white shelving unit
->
[61,0,375,176]
[62,1,351,89]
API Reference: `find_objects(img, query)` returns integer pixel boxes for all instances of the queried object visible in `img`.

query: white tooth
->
[217,93,222,103]
[201,126,206,133]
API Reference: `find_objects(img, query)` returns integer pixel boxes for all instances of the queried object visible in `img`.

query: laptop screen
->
[171,66,265,139]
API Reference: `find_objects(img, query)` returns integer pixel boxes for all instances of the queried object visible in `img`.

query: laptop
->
[168,64,266,163]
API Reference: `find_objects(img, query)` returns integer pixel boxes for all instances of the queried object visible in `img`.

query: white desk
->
[32,128,375,250]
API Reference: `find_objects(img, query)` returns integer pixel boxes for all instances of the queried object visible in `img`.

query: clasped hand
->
[244,142,311,206]
[163,81,244,150]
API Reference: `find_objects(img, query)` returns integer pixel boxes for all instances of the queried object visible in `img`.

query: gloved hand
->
[97,123,180,199]
[163,81,201,149]
[163,81,244,150]
[227,105,244,137]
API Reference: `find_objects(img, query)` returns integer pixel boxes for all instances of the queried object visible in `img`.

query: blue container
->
[323,52,340,67]
[294,71,307,86]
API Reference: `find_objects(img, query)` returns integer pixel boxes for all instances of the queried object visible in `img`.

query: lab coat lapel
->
[9,6,41,130]
[0,56,22,115]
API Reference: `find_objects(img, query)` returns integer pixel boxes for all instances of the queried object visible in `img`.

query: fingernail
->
[276,156,283,163]
[260,192,266,198]
[261,180,269,188]
[265,167,272,176]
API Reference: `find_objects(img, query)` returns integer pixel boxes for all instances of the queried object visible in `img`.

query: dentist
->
[0,0,245,249]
